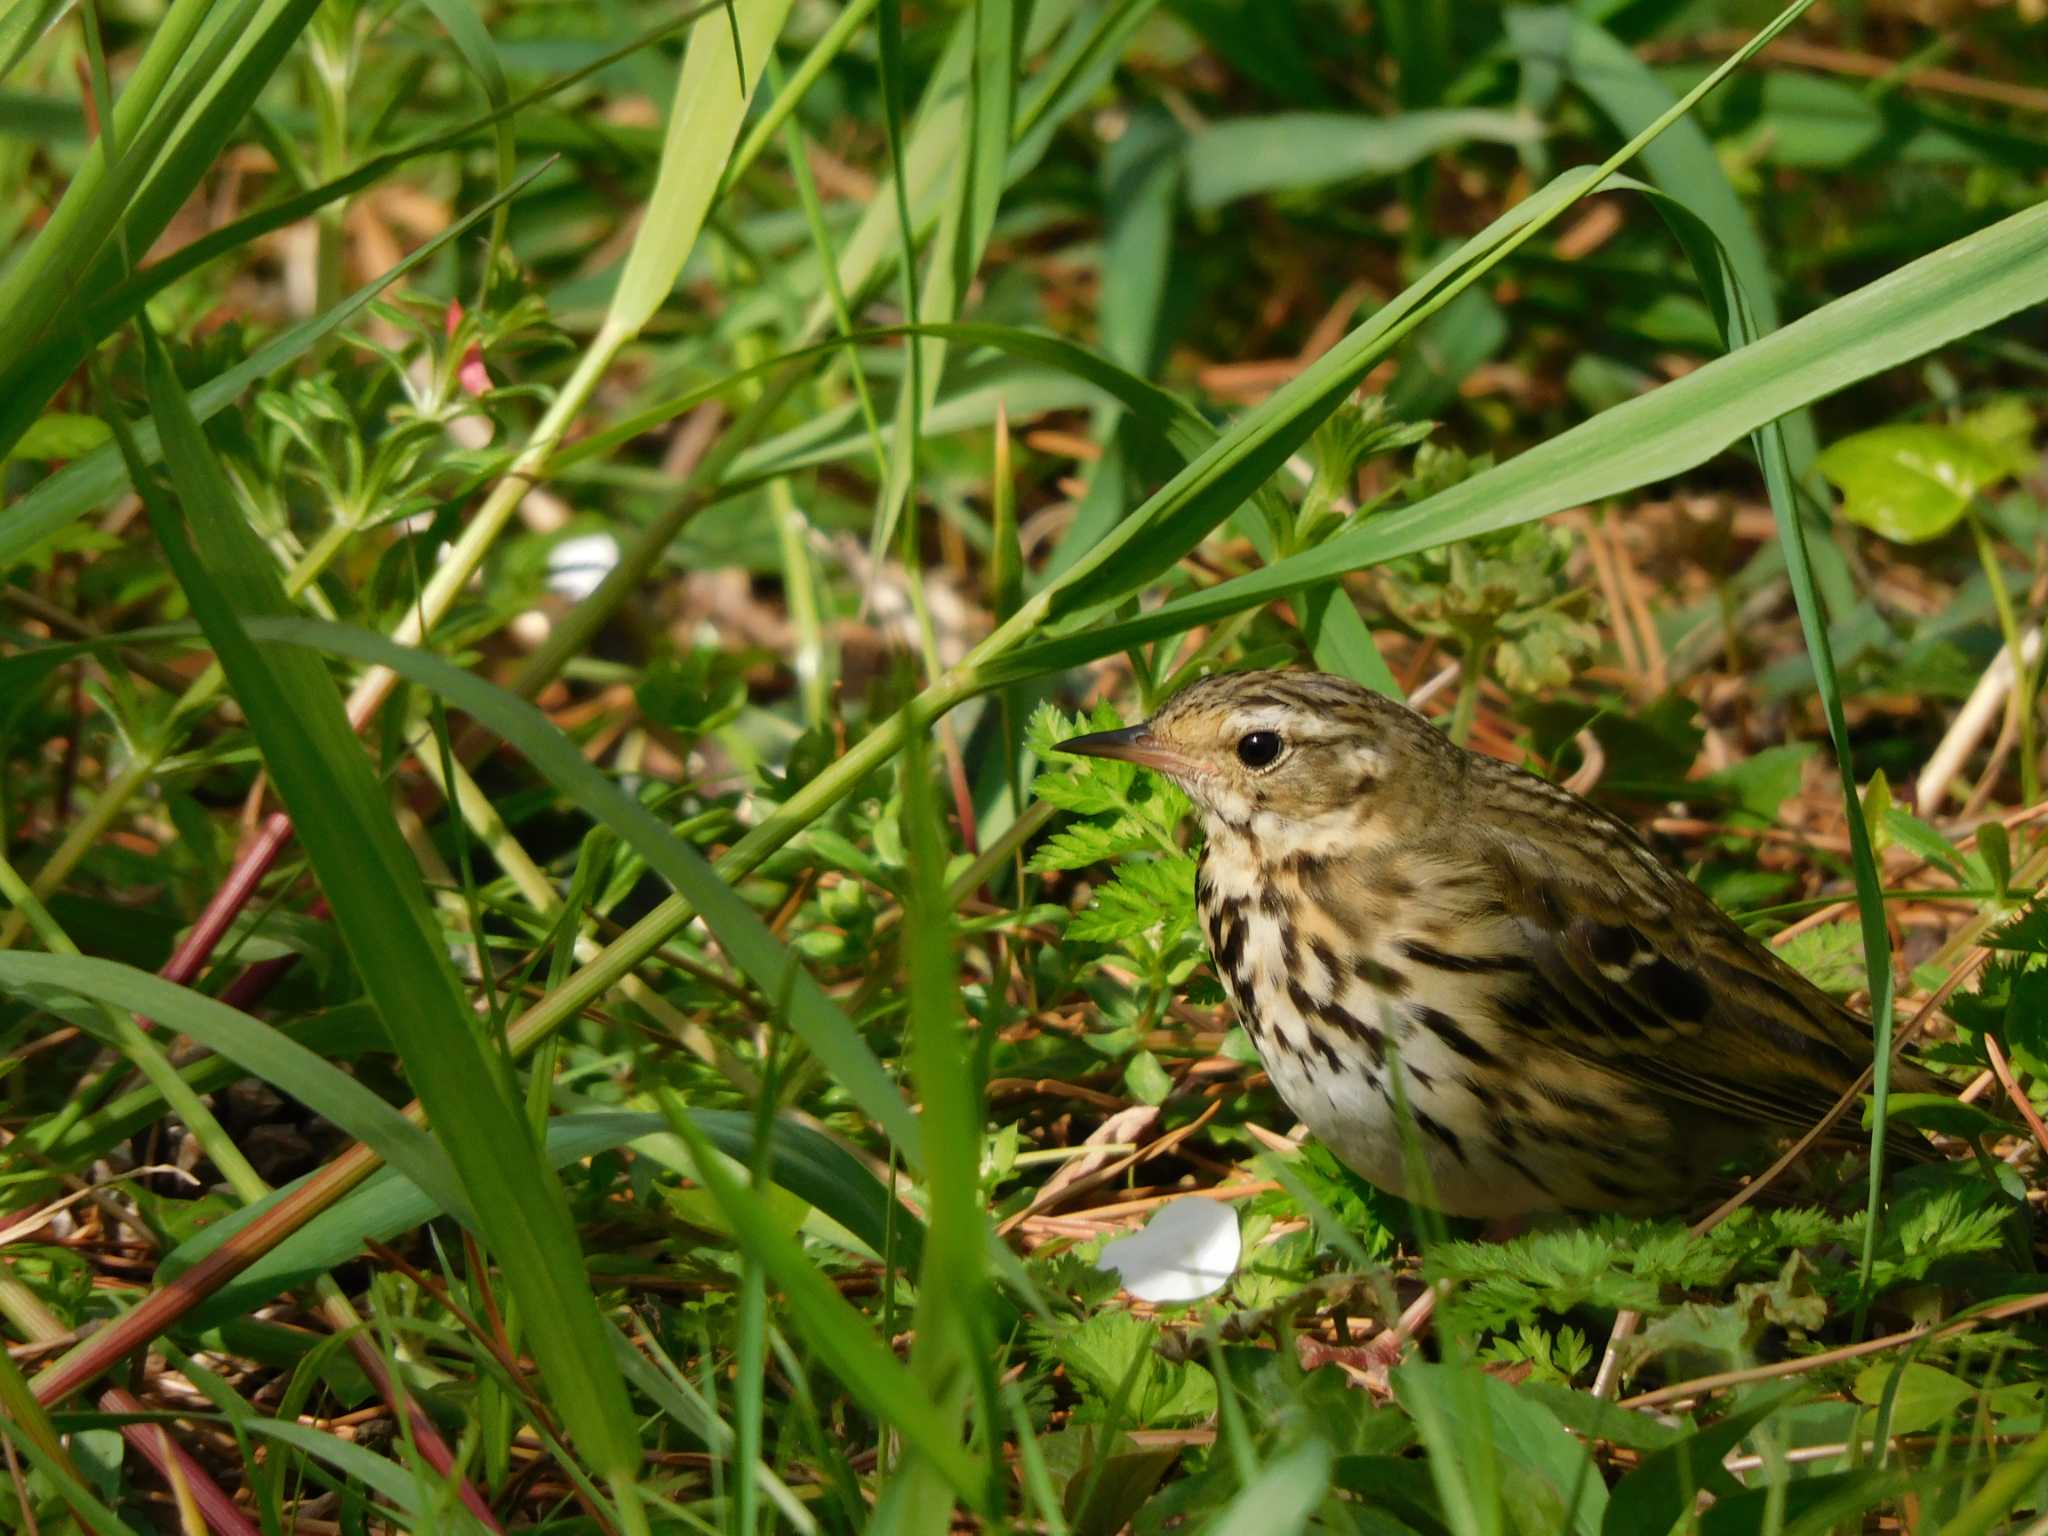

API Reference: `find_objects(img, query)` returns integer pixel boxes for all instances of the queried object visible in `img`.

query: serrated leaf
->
[1050,1311,1217,1427]
[1027,820,1157,875]
[1708,743,1813,823]
[1775,921,1865,999]
[1032,769,1137,817]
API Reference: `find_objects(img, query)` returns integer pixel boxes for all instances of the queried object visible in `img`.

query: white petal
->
[1097,1195,1241,1304]
[547,532,621,601]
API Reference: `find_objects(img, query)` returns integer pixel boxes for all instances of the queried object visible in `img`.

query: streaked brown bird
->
[1058,668,1932,1221]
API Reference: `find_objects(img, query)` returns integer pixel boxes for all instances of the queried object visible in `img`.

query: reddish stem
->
[103,1392,260,1536]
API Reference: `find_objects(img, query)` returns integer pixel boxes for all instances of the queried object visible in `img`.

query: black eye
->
[1236,730,1283,769]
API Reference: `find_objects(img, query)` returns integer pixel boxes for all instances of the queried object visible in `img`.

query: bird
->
[1057,667,1934,1223]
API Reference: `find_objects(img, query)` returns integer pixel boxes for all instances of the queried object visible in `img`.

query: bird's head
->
[1056,669,1457,835]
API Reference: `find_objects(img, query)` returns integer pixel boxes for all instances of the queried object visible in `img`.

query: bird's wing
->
[1481,838,1927,1146]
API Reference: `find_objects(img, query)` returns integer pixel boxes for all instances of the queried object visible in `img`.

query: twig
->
[1984,1034,2048,1160]
[1619,1291,2048,1411]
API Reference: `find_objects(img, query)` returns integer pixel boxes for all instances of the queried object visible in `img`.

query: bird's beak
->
[1055,722,1197,777]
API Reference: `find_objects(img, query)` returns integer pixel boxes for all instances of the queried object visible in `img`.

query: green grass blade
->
[0,164,541,571]
[993,195,2048,679]
[0,953,463,1220]
[900,721,995,1506]
[156,1109,922,1329]
[1503,7,1849,611]
[77,4,724,338]
[408,0,515,267]
[1183,109,1539,209]
[0,0,322,454]
[607,0,793,337]
[133,328,642,1483]
[240,614,923,1158]
[654,1088,986,1503]
[0,0,68,84]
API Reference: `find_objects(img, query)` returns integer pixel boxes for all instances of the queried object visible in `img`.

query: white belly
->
[1223,900,1558,1220]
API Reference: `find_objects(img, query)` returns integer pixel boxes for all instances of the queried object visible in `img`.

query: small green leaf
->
[1979,821,2012,901]
[1123,1050,1172,1106]
[1776,921,1865,999]
[8,412,111,462]
[1882,807,1966,879]
[1027,820,1157,875]
[1048,1311,1217,1427]
[1708,743,1813,824]
[1957,396,2037,479]
[1865,1093,2007,1143]
[1853,1361,1976,1437]
[1860,769,1894,852]
[1818,423,2016,544]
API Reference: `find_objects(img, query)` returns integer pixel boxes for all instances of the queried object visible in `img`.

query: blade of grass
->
[156,1109,921,1333]
[0,164,542,572]
[120,326,644,1498]
[0,0,69,85]
[0,0,323,456]
[75,1,728,339]
[994,193,2048,677]
[1502,6,1849,612]
[1755,381,1897,1334]
[246,614,920,1156]
[900,711,996,1510]
[0,952,464,1221]
[653,1088,986,1504]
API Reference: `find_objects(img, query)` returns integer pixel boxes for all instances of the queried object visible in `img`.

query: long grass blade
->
[129,326,642,1484]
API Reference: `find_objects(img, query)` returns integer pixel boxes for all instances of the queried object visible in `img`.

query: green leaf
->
[1204,1438,1332,1536]
[1602,1389,1796,1536]
[1027,821,1158,875]
[1860,768,1895,852]
[1050,1311,1217,1427]
[1743,71,1885,168]
[1184,109,1540,209]
[1122,1050,1172,1106]
[1394,1362,1607,1536]
[1861,1093,2007,1144]
[1882,807,1967,879]
[1818,423,2016,544]
[1775,921,1866,999]
[1853,1361,1976,1437]
[7,412,111,462]
[608,0,793,334]
[1979,821,2013,900]
[1707,743,1813,824]
[1069,855,1197,944]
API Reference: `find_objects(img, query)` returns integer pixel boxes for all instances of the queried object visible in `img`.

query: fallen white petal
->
[1097,1195,1240,1304]
[547,532,621,601]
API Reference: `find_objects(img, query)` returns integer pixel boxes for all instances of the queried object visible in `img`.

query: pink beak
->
[1055,723,1199,778]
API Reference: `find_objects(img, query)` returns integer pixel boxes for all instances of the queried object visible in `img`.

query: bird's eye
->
[1235,730,1283,769]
